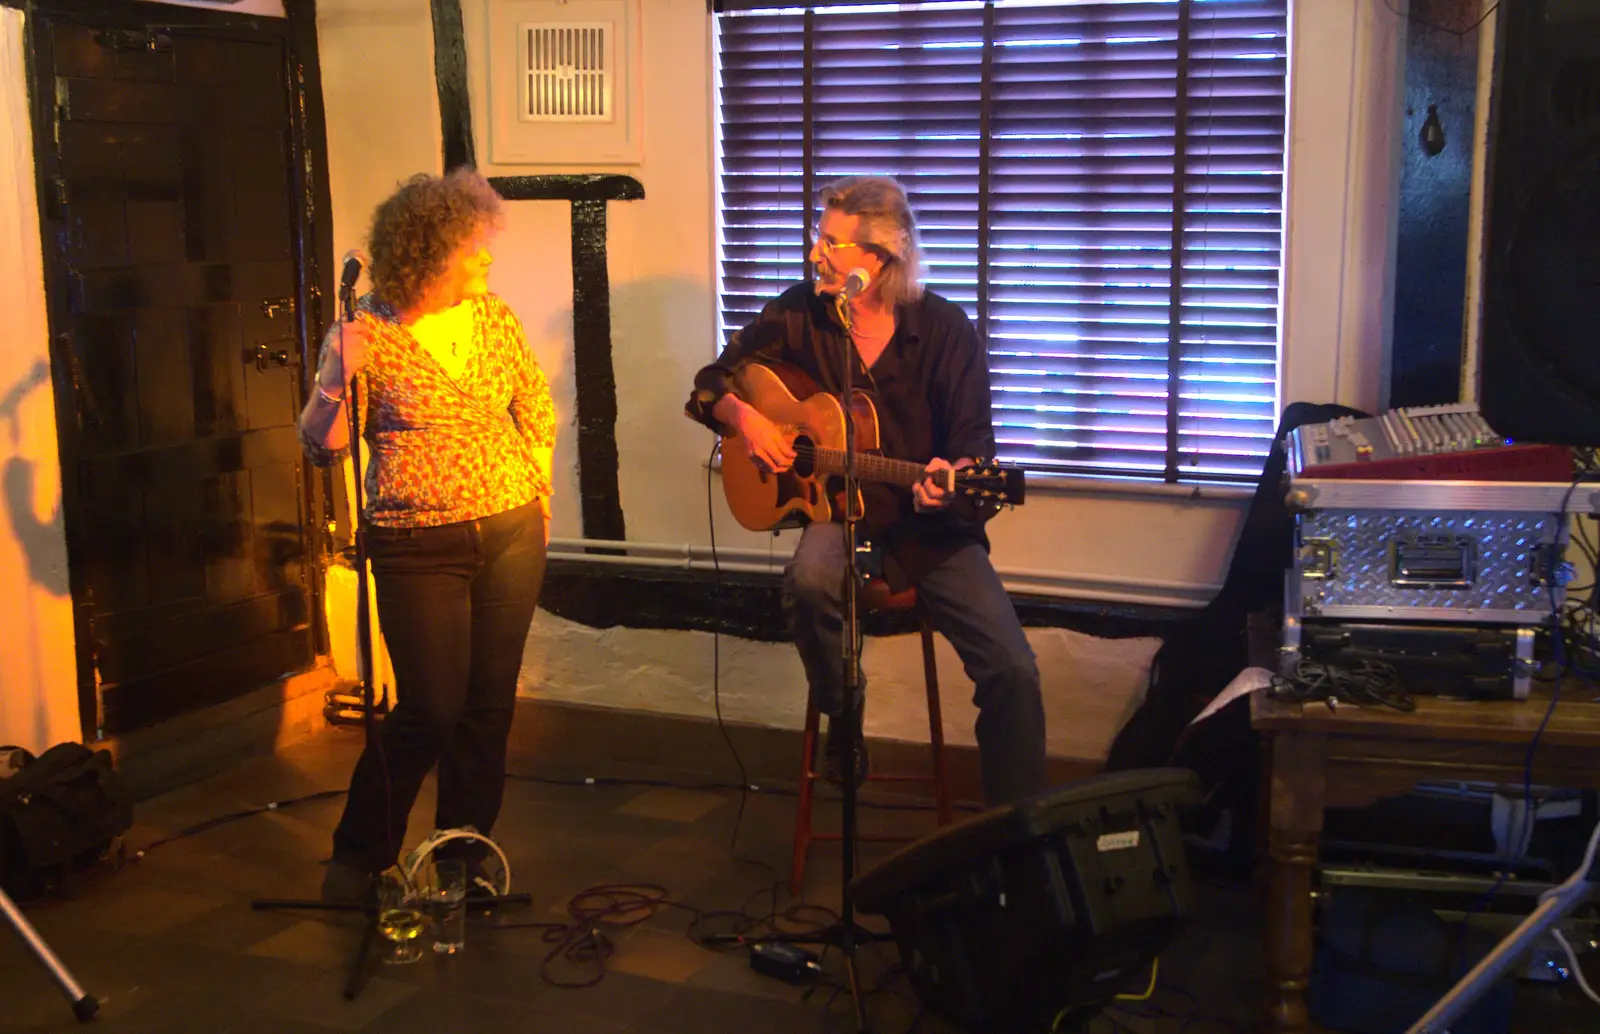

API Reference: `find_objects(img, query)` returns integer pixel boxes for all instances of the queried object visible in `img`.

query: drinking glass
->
[420,859,467,955]
[375,868,424,965]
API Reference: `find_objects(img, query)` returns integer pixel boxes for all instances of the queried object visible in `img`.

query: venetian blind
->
[715,0,1289,481]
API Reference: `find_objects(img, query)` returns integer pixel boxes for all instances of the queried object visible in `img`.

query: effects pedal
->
[749,942,822,985]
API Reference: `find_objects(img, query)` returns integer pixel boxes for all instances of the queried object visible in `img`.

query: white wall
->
[305,0,1411,762]
[0,8,78,754]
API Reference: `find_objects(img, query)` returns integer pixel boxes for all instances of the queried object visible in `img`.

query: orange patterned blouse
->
[301,293,556,529]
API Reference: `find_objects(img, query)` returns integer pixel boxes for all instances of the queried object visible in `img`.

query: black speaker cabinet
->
[1479,0,1600,446]
[850,768,1200,1033]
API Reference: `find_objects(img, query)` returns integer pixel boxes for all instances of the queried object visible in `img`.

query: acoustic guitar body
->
[721,361,879,532]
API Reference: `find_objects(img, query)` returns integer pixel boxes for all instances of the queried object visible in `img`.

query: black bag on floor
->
[0,743,134,900]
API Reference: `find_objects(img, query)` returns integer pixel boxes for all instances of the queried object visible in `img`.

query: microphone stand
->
[250,269,383,1002]
[1405,821,1600,1033]
[0,885,98,1022]
[703,280,887,1032]
[835,285,872,1031]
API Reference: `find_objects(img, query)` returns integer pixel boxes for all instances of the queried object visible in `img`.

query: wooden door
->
[29,5,333,738]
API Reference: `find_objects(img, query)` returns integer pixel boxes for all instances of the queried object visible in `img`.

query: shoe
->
[319,858,373,905]
[823,712,870,789]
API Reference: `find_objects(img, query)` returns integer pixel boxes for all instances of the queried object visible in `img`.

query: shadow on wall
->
[1,359,68,598]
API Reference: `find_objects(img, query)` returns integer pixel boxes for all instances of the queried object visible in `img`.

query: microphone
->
[841,268,871,302]
[339,249,368,295]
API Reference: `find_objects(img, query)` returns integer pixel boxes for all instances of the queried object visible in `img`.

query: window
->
[714,0,1290,483]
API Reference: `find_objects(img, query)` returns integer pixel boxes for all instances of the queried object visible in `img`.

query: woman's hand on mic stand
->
[316,321,372,400]
[299,321,371,452]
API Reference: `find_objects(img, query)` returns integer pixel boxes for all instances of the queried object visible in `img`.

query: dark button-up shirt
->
[685,283,998,591]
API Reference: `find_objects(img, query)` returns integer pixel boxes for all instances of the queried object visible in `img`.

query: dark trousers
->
[332,500,546,871]
[783,522,1048,807]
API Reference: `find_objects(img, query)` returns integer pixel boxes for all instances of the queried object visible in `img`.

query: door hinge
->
[56,331,102,427]
[45,177,69,221]
[94,29,172,53]
[260,297,295,320]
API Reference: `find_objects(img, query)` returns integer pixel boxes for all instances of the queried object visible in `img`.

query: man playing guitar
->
[684,176,1047,806]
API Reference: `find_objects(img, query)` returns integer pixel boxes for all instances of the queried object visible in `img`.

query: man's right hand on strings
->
[734,408,796,474]
[714,394,795,473]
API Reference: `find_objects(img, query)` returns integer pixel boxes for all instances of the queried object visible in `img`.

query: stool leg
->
[792,694,822,895]
[920,611,953,827]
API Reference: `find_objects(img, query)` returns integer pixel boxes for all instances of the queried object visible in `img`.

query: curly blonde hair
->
[817,176,925,306]
[368,169,504,313]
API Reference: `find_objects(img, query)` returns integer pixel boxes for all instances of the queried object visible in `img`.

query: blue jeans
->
[332,500,546,870]
[783,522,1048,806]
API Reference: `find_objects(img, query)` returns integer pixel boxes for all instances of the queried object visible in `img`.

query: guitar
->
[719,360,1026,532]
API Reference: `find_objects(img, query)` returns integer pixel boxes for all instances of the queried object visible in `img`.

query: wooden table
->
[1251,682,1600,1033]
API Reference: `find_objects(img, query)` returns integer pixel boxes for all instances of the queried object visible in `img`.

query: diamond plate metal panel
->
[1292,510,1561,620]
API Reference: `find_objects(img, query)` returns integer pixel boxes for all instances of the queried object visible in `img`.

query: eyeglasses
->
[813,236,864,256]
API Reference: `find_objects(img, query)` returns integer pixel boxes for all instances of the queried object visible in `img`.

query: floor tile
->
[218,1014,355,1034]
[614,787,729,824]
[61,885,223,937]
[247,918,372,971]
[642,983,829,1034]
[607,927,716,985]
[256,967,419,1031]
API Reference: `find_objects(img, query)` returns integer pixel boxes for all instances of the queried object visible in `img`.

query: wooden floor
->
[0,727,1585,1033]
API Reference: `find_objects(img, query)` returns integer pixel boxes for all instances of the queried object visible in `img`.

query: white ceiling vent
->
[487,0,642,165]
[523,22,613,123]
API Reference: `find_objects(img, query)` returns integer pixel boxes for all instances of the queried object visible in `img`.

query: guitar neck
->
[810,446,931,488]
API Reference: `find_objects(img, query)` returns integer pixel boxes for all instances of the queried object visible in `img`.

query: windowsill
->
[702,451,1257,503]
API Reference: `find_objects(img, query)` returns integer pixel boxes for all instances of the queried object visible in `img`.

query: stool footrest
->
[809,832,924,844]
[802,771,942,785]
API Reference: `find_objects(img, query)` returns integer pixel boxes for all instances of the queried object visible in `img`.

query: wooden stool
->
[790,579,954,895]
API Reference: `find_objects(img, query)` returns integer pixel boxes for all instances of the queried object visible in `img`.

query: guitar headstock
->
[955,459,1025,508]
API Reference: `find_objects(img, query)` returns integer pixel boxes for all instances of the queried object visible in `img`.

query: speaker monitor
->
[849,768,1200,1033]
[1478,0,1600,446]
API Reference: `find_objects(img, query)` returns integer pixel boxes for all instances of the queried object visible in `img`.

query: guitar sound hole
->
[791,434,817,478]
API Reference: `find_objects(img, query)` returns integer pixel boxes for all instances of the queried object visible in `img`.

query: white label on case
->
[1096,831,1140,852]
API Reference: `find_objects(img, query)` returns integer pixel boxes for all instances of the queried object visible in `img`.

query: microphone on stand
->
[841,267,871,302]
[835,268,871,329]
[339,249,369,297]
[338,249,368,322]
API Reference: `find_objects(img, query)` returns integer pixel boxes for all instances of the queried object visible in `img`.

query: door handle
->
[247,344,295,373]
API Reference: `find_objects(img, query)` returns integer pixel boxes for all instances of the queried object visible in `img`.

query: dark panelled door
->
[34,17,319,737]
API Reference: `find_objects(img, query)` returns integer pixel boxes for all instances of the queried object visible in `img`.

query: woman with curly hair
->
[298,168,555,900]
